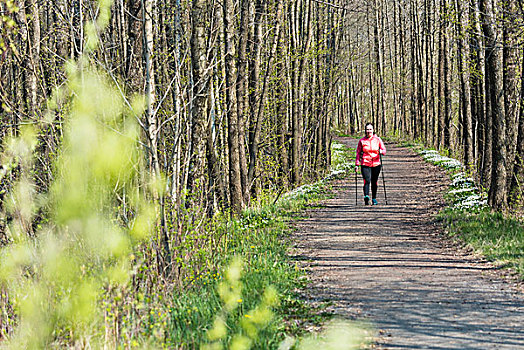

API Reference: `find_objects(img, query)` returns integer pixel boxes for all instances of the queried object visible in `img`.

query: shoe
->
[364,196,370,205]
[372,198,378,205]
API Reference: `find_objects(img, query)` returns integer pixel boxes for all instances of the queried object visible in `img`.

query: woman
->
[355,123,386,205]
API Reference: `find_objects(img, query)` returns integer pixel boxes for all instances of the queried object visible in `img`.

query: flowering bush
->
[419,150,463,170]
[330,141,355,174]
[418,150,487,210]
[448,173,487,209]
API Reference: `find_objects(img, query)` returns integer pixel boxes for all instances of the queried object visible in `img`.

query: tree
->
[481,0,507,209]
[223,0,244,213]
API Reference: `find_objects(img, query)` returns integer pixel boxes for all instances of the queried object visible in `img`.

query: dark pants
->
[361,165,381,199]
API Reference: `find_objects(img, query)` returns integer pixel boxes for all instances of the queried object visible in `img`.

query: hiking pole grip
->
[380,153,388,205]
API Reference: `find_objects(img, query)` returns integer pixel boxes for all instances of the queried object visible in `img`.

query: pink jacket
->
[355,135,386,167]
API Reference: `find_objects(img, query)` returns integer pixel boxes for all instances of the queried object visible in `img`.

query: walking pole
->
[380,153,388,205]
[354,166,358,206]
[355,169,358,206]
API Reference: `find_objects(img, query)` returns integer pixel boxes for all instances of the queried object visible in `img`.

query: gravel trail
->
[294,137,524,349]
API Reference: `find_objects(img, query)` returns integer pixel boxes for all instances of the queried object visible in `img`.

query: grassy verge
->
[160,185,332,348]
[414,148,524,281]
[438,208,524,279]
[142,141,369,349]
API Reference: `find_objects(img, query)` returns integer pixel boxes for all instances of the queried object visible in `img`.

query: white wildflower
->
[419,150,439,156]
[448,187,478,195]
[440,159,462,169]
[450,174,475,188]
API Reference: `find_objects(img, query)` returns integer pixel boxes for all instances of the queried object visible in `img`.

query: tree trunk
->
[247,0,265,196]
[72,0,83,58]
[481,0,507,209]
[143,0,171,274]
[510,45,524,203]
[291,0,313,185]
[236,0,250,203]
[469,0,482,173]
[223,0,244,213]
[438,0,451,149]
[26,0,40,116]
[373,0,387,134]
[409,1,417,138]
[188,0,210,208]
[248,1,283,194]
[503,0,520,201]
[455,0,473,169]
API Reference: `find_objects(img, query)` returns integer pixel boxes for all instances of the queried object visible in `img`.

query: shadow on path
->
[294,137,524,349]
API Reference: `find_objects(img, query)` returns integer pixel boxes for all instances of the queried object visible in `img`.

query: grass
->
[136,179,344,349]
[412,146,523,281]
[148,142,371,349]
[331,142,356,174]
[439,208,524,279]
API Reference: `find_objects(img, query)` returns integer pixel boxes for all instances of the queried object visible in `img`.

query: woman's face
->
[365,125,374,137]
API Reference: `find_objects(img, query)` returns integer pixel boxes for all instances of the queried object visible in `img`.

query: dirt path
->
[294,137,524,349]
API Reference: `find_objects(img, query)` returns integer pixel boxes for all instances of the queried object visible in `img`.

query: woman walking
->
[355,123,386,205]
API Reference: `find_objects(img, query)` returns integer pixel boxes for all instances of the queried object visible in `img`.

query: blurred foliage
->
[0,0,155,347]
[0,1,370,348]
[0,51,156,350]
[0,0,19,57]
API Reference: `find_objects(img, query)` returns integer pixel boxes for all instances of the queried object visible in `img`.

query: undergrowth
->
[157,143,370,348]
[0,8,368,344]
[159,182,334,349]
[438,208,524,279]
[415,147,523,281]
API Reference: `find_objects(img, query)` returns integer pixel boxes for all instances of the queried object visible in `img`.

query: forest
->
[0,0,522,347]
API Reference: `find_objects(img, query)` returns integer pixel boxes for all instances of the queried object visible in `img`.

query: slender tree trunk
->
[73,0,83,58]
[438,0,451,149]
[189,0,209,208]
[503,0,520,200]
[277,39,289,187]
[385,0,399,134]
[398,1,407,134]
[409,1,418,138]
[442,0,451,149]
[143,0,171,274]
[455,0,473,168]
[291,0,312,185]
[469,0,482,172]
[247,0,265,196]
[373,0,387,134]
[143,0,158,177]
[481,0,507,209]
[510,45,524,202]
[429,0,438,147]
[237,0,250,203]
[223,0,244,213]
[26,0,40,117]
[366,6,376,128]
[248,1,283,194]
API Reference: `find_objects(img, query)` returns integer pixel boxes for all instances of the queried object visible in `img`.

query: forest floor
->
[292,137,524,349]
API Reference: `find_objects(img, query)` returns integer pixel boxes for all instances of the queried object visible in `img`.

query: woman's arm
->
[378,137,386,155]
[355,140,363,165]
